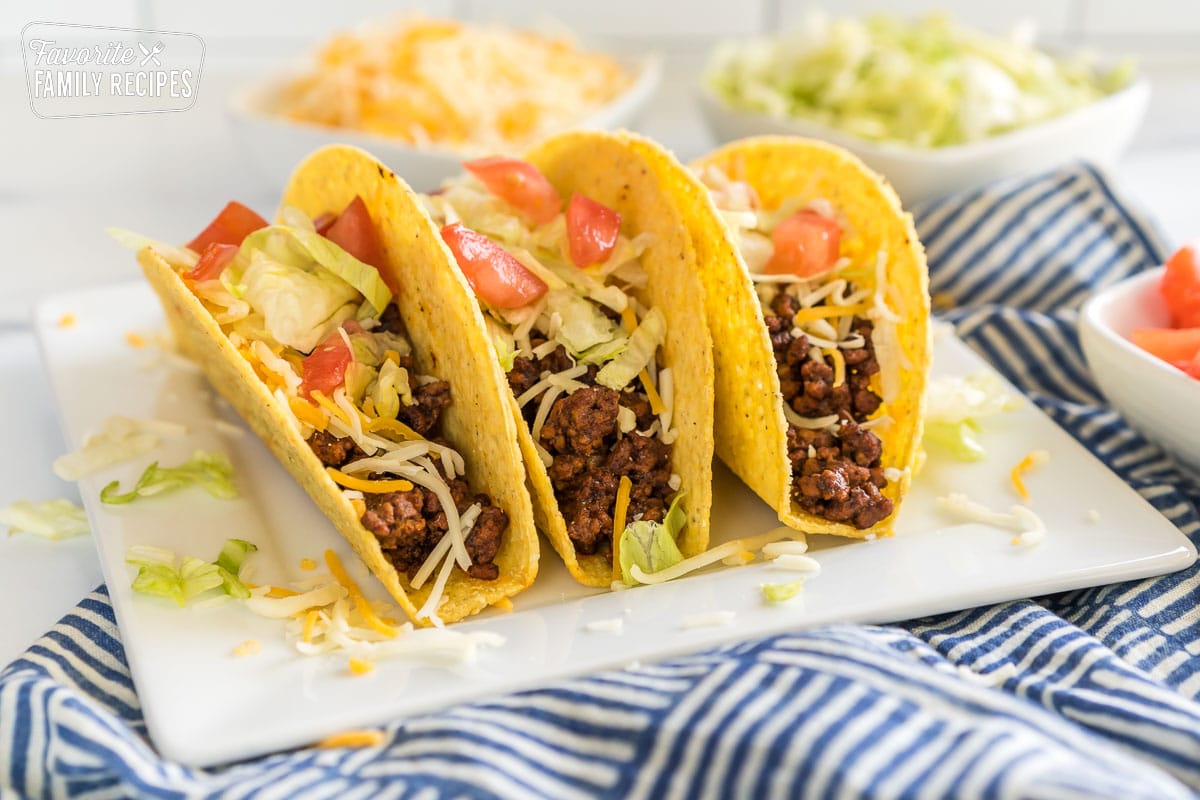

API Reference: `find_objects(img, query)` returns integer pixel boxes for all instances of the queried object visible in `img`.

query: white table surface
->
[1,63,1197,669]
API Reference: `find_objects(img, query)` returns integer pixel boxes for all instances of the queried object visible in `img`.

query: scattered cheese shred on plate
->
[682,611,736,629]
[1010,449,1050,502]
[348,657,375,676]
[316,729,386,749]
[57,313,76,329]
[232,640,261,657]
[124,331,147,349]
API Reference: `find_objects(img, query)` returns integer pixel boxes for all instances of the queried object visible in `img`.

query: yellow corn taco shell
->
[631,135,928,538]
[139,144,538,624]
[520,131,715,585]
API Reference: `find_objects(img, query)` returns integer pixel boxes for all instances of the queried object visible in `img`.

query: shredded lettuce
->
[107,228,199,270]
[924,371,1022,461]
[544,289,620,357]
[126,538,257,606]
[0,499,89,540]
[100,451,237,505]
[619,493,688,585]
[239,250,359,352]
[706,12,1136,148]
[53,416,187,481]
[761,578,805,603]
[597,307,665,390]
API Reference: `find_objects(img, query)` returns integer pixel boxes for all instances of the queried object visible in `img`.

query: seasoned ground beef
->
[359,474,508,581]
[303,313,507,580]
[397,380,451,436]
[765,287,893,529]
[506,337,677,557]
[307,429,365,468]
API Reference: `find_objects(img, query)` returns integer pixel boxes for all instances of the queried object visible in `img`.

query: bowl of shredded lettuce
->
[701,12,1147,202]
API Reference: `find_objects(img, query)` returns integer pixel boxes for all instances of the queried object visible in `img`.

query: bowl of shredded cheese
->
[229,17,661,191]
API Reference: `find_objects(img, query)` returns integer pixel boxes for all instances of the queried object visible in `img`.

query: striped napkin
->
[3,163,1199,799]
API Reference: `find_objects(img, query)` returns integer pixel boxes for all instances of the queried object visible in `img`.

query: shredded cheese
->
[1010,450,1050,502]
[326,468,414,494]
[57,313,76,329]
[824,347,846,387]
[630,527,800,585]
[620,306,666,414]
[721,550,755,566]
[364,417,424,441]
[124,331,147,349]
[302,610,319,643]
[612,475,633,581]
[300,558,317,571]
[266,586,300,599]
[348,657,376,676]
[492,597,514,613]
[289,397,327,431]
[771,554,822,573]
[316,729,386,749]
[232,640,261,657]
[791,303,871,324]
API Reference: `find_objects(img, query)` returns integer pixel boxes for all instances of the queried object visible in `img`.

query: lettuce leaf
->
[0,499,89,540]
[619,493,688,585]
[127,538,257,606]
[761,578,805,603]
[597,307,665,391]
[100,451,237,505]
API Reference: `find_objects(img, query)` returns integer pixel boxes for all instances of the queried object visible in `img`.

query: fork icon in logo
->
[138,41,165,67]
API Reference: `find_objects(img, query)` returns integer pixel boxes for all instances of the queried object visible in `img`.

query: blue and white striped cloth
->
[3,163,1199,799]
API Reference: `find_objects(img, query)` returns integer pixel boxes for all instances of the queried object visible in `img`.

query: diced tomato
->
[1131,327,1200,364]
[184,243,238,282]
[312,212,336,236]
[299,327,353,398]
[1162,245,1200,328]
[463,157,561,225]
[565,193,621,267]
[765,210,842,278]
[322,196,385,270]
[440,223,548,309]
[186,201,268,253]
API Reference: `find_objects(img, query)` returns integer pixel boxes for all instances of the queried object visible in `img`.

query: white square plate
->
[35,283,1195,768]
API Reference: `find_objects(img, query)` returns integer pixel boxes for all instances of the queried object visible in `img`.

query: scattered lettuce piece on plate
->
[126,538,258,606]
[924,371,1023,461]
[619,493,688,585]
[0,499,89,540]
[761,578,806,603]
[101,451,237,505]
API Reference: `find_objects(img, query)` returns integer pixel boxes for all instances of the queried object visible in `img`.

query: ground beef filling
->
[304,303,506,581]
[509,339,673,558]
[765,290,894,529]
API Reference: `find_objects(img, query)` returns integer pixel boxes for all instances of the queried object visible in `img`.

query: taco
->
[420,131,715,587]
[626,134,928,537]
[118,144,538,625]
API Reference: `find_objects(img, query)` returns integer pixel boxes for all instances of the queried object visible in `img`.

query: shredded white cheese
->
[936,493,1047,547]
[682,611,736,629]
[761,539,809,557]
[583,617,625,634]
[771,553,822,574]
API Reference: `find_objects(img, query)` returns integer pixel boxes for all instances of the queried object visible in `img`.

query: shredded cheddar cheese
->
[302,610,319,643]
[384,349,401,366]
[324,548,400,638]
[289,397,328,431]
[492,597,514,613]
[364,417,425,441]
[790,303,872,324]
[310,389,355,427]
[124,331,147,349]
[57,313,76,329]
[348,657,376,676]
[824,348,846,388]
[1010,450,1050,502]
[326,467,414,494]
[354,595,400,638]
[316,729,386,749]
[300,557,317,571]
[266,586,300,599]
[232,640,261,657]
[612,475,633,581]
[721,550,756,566]
[350,497,366,517]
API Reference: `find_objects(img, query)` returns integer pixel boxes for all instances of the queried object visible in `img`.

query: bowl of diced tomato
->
[1080,244,1200,474]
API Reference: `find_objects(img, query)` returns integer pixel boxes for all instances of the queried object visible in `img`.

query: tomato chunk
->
[323,196,386,270]
[440,223,548,309]
[184,243,238,282]
[1131,327,1200,364]
[187,201,268,253]
[299,327,353,398]
[464,157,561,225]
[566,193,621,267]
[1162,245,1200,328]
[1184,350,1200,380]
[765,210,842,278]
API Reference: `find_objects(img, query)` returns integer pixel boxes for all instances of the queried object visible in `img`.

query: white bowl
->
[1079,267,1200,475]
[228,56,662,193]
[698,78,1150,204]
